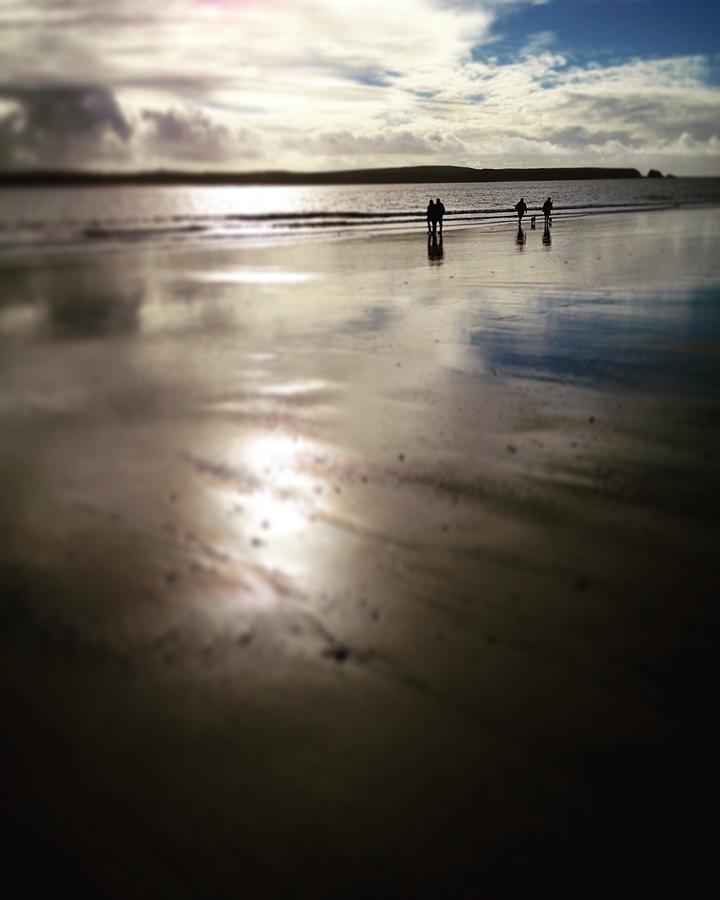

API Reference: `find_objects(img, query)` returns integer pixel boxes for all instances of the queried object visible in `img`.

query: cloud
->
[0,0,718,173]
[535,126,642,149]
[519,30,557,58]
[141,107,233,162]
[297,127,467,158]
[0,84,131,166]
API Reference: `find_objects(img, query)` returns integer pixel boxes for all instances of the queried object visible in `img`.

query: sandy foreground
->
[1,209,719,897]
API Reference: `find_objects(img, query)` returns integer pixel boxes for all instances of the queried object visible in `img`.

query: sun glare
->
[212,432,327,580]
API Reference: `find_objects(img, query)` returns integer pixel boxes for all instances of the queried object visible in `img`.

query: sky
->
[0,0,718,175]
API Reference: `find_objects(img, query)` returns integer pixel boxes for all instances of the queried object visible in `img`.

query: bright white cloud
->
[0,0,718,174]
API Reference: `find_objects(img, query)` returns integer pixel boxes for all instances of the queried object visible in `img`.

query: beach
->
[1,206,719,896]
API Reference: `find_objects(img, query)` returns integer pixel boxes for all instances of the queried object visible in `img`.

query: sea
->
[1,177,719,258]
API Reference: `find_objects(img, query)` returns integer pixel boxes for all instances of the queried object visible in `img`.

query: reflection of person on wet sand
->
[516,224,525,247]
[514,198,527,224]
[542,196,553,228]
[542,222,552,246]
[426,199,436,234]
[428,232,444,262]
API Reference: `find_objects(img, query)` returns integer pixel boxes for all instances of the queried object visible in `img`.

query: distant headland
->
[0,164,656,188]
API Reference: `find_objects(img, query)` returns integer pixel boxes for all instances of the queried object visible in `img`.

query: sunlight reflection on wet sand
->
[196,268,318,285]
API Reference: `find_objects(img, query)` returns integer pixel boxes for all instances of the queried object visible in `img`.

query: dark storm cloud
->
[0,84,131,166]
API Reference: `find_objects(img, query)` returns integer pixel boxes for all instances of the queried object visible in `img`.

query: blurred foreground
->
[1,209,719,897]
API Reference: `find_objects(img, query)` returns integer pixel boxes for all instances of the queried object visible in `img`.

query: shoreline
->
[2,198,719,263]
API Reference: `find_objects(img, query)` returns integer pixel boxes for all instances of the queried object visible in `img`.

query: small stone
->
[324,644,349,663]
[398,453,405,462]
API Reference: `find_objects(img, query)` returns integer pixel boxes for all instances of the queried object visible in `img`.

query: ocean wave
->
[84,224,207,240]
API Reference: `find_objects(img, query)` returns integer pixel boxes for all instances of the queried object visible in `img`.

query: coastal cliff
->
[0,164,644,187]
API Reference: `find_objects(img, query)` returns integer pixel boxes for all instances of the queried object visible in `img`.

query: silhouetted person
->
[426,199,436,234]
[514,198,527,224]
[428,232,443,262]
[542,196,553,228]
[435,198,445,235]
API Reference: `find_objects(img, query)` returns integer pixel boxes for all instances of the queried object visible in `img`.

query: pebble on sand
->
[324,644,350,663]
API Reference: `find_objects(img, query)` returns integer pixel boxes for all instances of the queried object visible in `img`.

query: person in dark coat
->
[542,196,553,227]
[514,198,527,223]
[434,198,446,235]
[426,199,436,234]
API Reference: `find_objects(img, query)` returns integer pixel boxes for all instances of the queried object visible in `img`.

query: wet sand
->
[1,209,720,897]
